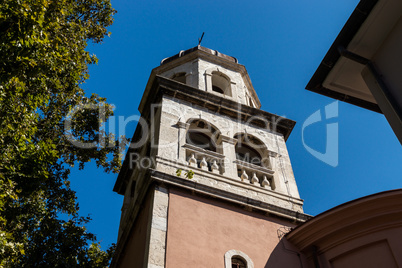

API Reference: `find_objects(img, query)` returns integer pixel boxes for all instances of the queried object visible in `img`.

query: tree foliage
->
[0,0,122,266]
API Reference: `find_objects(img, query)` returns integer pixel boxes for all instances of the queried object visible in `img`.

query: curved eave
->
[286,189,402,251]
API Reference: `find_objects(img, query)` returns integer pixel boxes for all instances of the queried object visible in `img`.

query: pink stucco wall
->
[165,188,297,267]
[118,192,152,268]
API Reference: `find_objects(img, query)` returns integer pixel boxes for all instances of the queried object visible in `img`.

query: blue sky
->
[69,0,402,249]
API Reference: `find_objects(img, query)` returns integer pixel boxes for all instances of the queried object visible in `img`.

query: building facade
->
[111,46,310,267]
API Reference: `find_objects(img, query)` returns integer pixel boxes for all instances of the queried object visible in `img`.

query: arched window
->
[211,71,232,96]
[186,119,220,152]
[232,256,247,268]
[185,119,224,174]
[224,250,253,268]
[171,72,186,84]
[234,134,268,167]
[235,143,262,166]
[233,133,274,189]
[186,131,216,152]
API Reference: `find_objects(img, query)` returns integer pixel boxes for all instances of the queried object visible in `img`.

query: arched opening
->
[232,256,247,268]
[171,72,186,84]
[224,250,254,268]
[233,133,274,189]
[234,133,268,167]
[186,131,216,152]
[185,119,223,174]
[211,71,232,96]
[235,143,262,166]
[186,119,220,153]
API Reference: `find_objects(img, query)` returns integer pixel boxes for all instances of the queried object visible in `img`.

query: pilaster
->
[176,121,190,163]
[146,185,169,268]
[220,135,239,179]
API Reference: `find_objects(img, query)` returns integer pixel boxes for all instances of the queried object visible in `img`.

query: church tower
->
[111,46,310,267]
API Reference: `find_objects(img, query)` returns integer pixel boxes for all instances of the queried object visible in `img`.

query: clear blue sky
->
[69,0,402,249]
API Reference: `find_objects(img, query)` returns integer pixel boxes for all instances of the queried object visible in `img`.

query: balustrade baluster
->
[200,157,208,170]
[211,159,219,173]
[262,176,271,190]
[251,173,260,186]
[188,153,197,167]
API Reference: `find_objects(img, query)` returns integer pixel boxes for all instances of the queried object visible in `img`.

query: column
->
[176,121,189,163]
[204,72,212,92]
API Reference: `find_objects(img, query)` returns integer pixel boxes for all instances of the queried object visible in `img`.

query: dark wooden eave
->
[306,0,381,113]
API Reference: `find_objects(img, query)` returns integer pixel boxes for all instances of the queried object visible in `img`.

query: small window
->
[224,250,253,268]
[232,256,247,268]
[211,71,232,96]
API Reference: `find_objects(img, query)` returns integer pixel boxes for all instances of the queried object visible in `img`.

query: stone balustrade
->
[183,144,225,175]
[183,144,276,191]
[235,159,275,190]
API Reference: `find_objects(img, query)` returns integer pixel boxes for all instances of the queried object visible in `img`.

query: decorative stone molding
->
[224,249,254,268]
[234,159,275,175]
[183,143,225,159]
[176,121,189,129]
[155,156,305,207]
[220,135,237,145]
[268,151,279,158]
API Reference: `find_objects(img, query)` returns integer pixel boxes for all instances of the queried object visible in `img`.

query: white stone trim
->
[224,249,254,268]
[176,121,189,129]
[183,143,225,159]
[234,159,275,175]
[220,135,237,145]
[147,186,169,267]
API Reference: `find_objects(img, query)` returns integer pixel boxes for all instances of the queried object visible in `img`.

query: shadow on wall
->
[265,238,307,268]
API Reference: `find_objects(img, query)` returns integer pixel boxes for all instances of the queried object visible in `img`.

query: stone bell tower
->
[111,46,310,268]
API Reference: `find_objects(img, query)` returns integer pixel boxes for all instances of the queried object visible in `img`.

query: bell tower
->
[111,46,310,268]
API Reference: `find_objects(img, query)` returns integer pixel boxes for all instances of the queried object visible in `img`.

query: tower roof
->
[140,45,262,111]
[160,46,238,65]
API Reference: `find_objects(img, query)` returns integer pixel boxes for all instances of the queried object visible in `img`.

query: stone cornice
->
[150,169,310,222]
[141,75,295,139]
